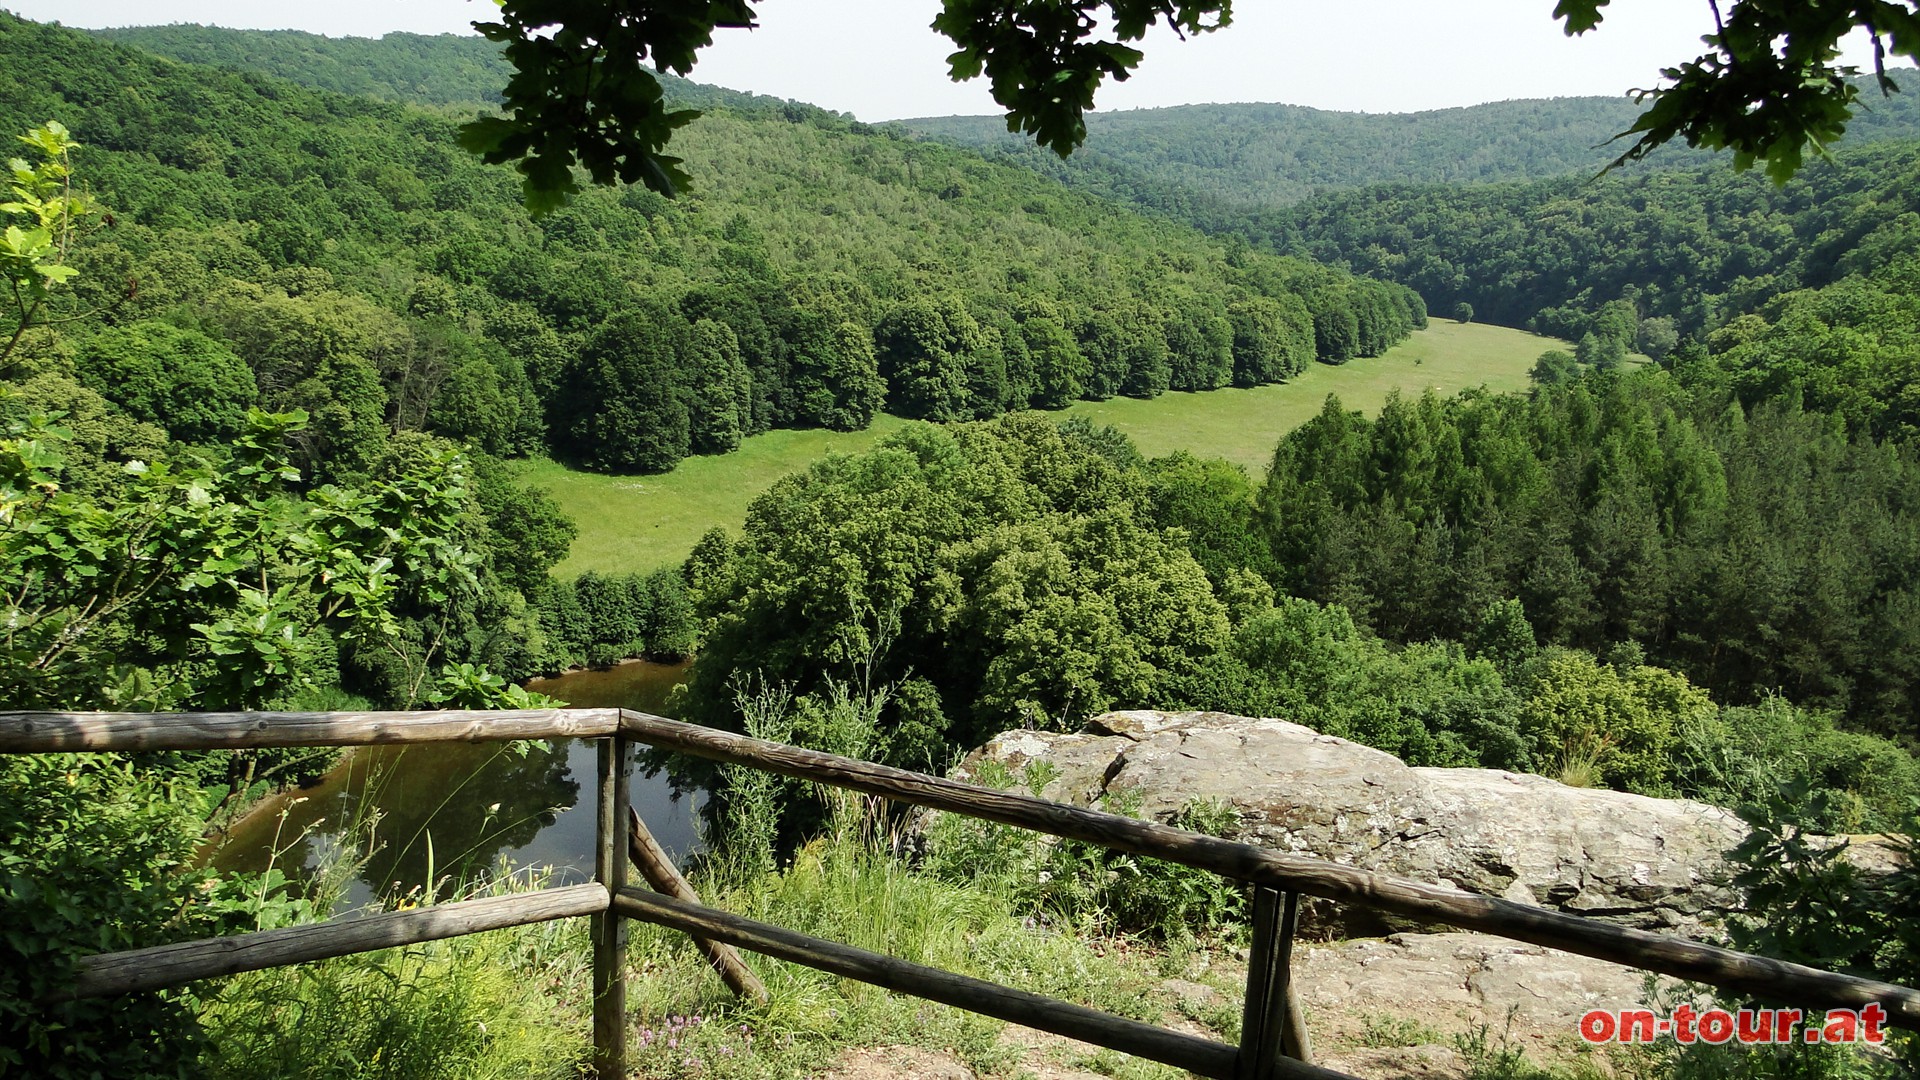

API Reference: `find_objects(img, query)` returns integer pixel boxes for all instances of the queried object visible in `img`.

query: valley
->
[6,9,1920,1080]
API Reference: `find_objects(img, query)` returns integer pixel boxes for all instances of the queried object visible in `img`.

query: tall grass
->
[198,882,591,1080]
[190,730,1208,1080]
[620,821,1192,1079]
[197,769,595,1080]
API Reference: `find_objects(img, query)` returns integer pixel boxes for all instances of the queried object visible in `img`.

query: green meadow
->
[1061,318,1557,471]
[528,320,1560,577]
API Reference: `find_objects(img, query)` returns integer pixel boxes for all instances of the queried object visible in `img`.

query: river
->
[209,660,701,910]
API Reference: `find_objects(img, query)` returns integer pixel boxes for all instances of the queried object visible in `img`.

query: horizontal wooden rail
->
[617,708,1920,1030]
[612,888,1357,1080]
[66,883,610,999]
[0,708,620,753]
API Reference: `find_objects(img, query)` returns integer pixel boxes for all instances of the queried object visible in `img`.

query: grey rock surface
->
[1297,932,1656,1029]
[958,710,1752,933]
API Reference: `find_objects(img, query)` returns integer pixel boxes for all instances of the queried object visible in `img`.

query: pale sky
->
[2,0,1887,120]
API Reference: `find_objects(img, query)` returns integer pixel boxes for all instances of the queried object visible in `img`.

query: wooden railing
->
[5,708,1918,1080]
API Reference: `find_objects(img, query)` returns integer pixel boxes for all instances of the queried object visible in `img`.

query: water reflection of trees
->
[220,741,583,901]
[212,656,700,902]
[355,741,581,899]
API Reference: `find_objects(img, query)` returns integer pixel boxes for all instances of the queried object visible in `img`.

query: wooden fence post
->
[1278,891,1312,1064]
[1237,887,1310,1080]
[628,807,769,1004]
[592,735,630,1078]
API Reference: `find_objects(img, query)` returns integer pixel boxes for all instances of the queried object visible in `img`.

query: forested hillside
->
[0,10,1427,720]
[90,25,516,105]
[96,23,1920,217]
[1263,141,1920,334]
[3,14,1419,484]
[89,23,788,116]
[13,11,1920,1080]
[905,72,1920,208]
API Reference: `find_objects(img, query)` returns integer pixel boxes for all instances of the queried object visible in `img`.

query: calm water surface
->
[211,661,701,909]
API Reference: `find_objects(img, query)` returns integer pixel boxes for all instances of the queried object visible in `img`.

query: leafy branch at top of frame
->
[1558,0,1920,182]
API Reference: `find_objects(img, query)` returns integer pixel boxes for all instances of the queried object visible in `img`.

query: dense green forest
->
[1263,141,1920,334]
[89,23,795,117]
[97,24,1920,210]
[0,9,1426,711]
[674,402,1920,825]
[89,25,519,106]
[1261,371,1920,735]
[4,14,1419,481]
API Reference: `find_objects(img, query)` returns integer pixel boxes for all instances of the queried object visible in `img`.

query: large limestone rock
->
[958,710,1750,933]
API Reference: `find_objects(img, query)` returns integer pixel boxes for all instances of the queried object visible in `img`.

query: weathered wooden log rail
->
[4,707,1917,1080]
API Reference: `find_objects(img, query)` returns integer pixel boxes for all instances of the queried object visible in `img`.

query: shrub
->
[0,754,298,1078]
[1644,798,1920,1078]
[1669,697,1920,832]
[1517,650,1709,793]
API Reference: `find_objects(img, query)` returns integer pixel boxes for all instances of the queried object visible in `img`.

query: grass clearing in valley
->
[522,419,912,578]
[529,320,1558,577]
[1060,319,1557,471]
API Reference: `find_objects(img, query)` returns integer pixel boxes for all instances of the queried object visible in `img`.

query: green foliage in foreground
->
[1627,799,1920,1079]
[0,402,531,713]
[0,754,311,1077]
[2,121,101,371]
[0,382,548,1076]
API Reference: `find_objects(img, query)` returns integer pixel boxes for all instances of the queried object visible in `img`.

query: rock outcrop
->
[956,710,1752,933]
